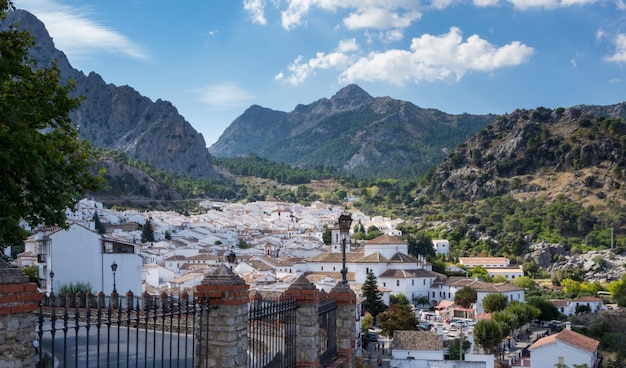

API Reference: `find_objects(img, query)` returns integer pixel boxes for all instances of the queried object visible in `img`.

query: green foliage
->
[447,337,472,360]
[526,296,561,321]
[92,212,106,234]
[473,319,506,354]
[454,286,477,308]
[212,154,339,185]
[378,304,419,338]
[361,271,387,322]
[482,293,509,313]
[22,265,38,284]
[0,3,102,250]
[58,281,94,307]
[389,293,410,306]
[141,218,155,243]
[322,225,332,245]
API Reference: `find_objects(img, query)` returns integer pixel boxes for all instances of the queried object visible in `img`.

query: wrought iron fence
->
[318,298,337,367]
[247,298,298,368]
[37,291,209,368]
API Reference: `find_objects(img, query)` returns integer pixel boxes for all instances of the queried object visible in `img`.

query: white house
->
[550,296,604,316]
[459,257,510,269]
[432,239,450,256]
[391,330,444,362]
[485,267,524,281]
[35,223,143,296]
[528,323,600,368]
[429,277,525,316]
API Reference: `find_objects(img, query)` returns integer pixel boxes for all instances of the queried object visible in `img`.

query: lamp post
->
[49,270,55,294]
[338,212,353,285]
[227,246,236,264]
[111,261,118,293]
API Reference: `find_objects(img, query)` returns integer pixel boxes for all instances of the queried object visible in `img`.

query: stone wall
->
[0,260,42,368]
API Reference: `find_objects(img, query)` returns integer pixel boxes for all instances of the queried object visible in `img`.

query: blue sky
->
[13,0,626,146]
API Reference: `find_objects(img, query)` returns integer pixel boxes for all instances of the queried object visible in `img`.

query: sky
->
[12,0,626,146]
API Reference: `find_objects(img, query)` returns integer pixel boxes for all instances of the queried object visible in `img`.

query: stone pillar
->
[0,259,42,368]
[285,274,320,368]
[329,282,357,368]
[195,264,249,368]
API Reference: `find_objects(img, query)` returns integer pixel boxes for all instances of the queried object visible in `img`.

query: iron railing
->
[247,298,298,368]
[37,291,209,368]
[318,298,337,367]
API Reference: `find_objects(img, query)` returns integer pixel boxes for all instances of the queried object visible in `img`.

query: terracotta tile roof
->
[392,330,443,351]
[354,252,389,263]
[529,328,599,353]
[388,252,420,263]
[459,257,509,265]
[365,235,405,245]
[306,252,367,262]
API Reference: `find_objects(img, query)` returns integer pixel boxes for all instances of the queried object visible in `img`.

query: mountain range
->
[209,84,498,178]
[3,9,218,180]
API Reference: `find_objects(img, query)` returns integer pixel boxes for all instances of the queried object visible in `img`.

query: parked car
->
[418,322,433,331]
[369,332,377,341]
[450,320,468,328]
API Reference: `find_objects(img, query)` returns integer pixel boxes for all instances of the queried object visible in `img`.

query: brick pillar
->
[195,264,249,368]
[0,259,42,368]
[329,282,357,368]
[285,274,321,368]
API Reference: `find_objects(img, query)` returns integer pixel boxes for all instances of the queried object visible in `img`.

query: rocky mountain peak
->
[329,84,373,111]
[4,9,219,179]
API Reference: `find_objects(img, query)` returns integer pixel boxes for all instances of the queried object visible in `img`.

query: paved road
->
[39,321,195,368]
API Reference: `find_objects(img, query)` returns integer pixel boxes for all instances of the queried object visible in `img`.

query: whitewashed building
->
[528,323,600,368]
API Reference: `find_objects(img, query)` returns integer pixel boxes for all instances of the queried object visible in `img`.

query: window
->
[423,279,426,285]
[383,283,386,287]
[412,280,414,286]
[397,280,400,287]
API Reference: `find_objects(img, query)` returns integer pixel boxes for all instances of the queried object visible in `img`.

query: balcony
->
[37,254,47,263]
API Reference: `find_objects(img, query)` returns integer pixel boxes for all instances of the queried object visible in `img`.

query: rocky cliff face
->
[3,9,218,179]
[422,105,626,204]
[210,84,497,178]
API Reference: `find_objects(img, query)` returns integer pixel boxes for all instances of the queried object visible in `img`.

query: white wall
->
[530,340,595,368]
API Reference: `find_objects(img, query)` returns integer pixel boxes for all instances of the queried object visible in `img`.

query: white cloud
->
[195,83,255,109]
[506,0,602,9]
[605,33,626,63]
[14,0,147,61]
[280,0,423,30]
[343,8,421,30]
[617,0,626,10]
[243,0,268,25]
[276,38,359,85]
[473,0,500,6]
[339,27,534,85]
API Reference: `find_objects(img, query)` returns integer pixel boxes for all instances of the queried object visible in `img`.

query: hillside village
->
[16,198,527,312]
[10,198,617,368]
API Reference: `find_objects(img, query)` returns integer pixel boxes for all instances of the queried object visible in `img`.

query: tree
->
[378,304,418,338]
[322,225,332,245]
[0,2,101,251]
[92,212,106,234]
[361,271,387,325]
[389,293,410,306]
[141,218,155,243]
[526,296,561,322]
[482,293,509,313]
[448,337,472,360]
[454,286,477,308]
[473,319,506,354]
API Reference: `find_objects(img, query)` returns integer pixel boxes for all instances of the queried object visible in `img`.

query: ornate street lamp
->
[111,261,118,293]
[227,246,237,264]
[49,270,55,294]
[338,212,353,285]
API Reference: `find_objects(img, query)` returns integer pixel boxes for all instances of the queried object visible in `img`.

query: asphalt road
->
[39,321,196,368]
